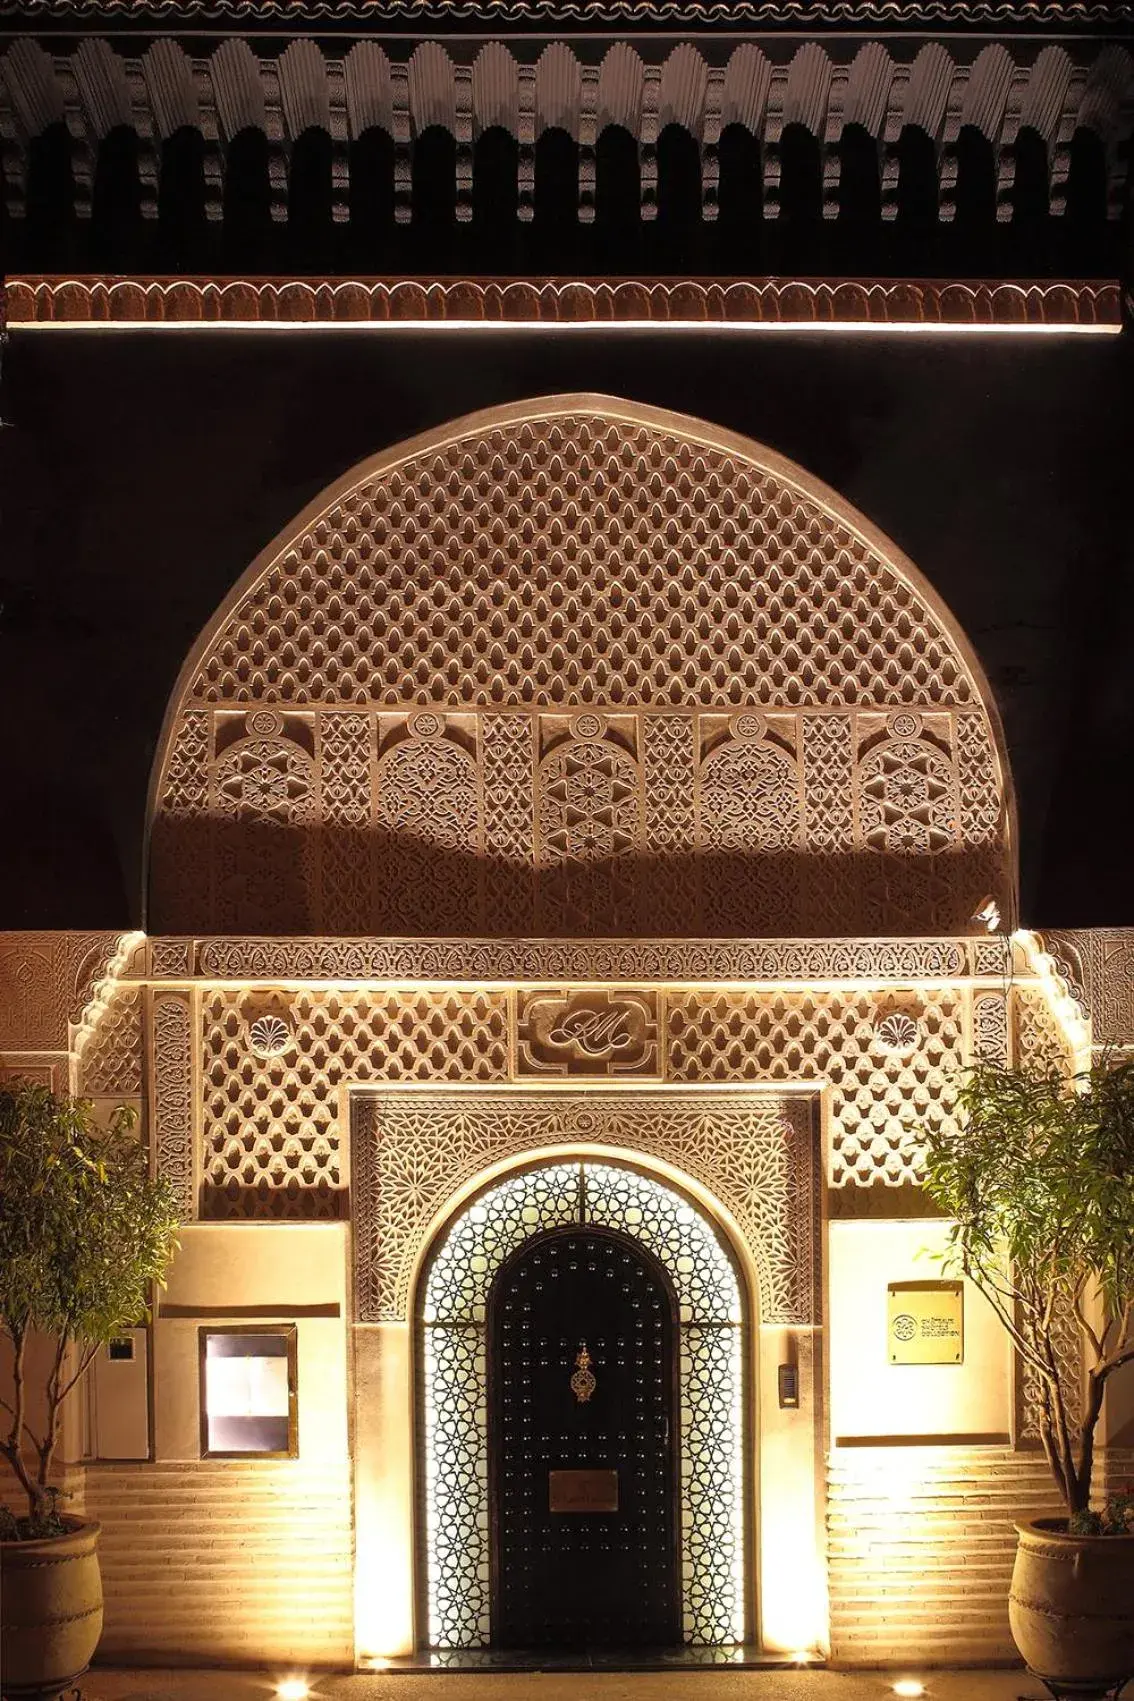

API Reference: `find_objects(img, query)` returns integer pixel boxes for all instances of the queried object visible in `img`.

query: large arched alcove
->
[148,395,1014,937]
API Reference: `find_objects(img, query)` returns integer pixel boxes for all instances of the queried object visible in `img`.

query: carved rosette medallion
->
[517,988,661,1079]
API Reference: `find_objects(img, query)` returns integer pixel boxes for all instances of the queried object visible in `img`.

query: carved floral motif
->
[193,934,976,983]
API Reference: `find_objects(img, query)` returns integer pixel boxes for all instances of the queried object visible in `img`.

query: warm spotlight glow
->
[276,1680,310,1701]
[790,1649,814,1665]
[892,1682,927,1698]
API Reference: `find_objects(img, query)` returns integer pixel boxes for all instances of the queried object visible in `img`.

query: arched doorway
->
[417,1158,747,1651]
[489,1225,680,1648]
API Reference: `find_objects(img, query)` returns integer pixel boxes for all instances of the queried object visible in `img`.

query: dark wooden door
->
[488,1225,679,1649]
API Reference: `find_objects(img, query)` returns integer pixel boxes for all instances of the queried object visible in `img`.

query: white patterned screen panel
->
[419,1159,746,1647]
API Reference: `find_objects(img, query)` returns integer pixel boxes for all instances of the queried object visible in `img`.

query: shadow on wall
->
[149,817,1007,937]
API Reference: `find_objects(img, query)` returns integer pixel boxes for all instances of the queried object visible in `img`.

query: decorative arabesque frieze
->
[151,994,196,1216]
[187,935,1001,982]
[150,403,1013,940]
[3,0,1127,24]
[0,37,1129,226]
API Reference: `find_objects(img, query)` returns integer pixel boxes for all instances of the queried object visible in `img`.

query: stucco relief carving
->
[1040,928,1134,1050]
[856,714,958,855]
[1019,1296,1083,1446]
[200,987,510,1218]
[152,995,196,1218]
[77,987,144,1098]
[157,704,1005,937]
[972,991,1010,1066]
[0,931,124,1051]
[192,935,979,983]
[197,973,974,1200]
[1013,984,1075,1078]
[516,988,660,1078]
[151,939,195,979]
[151,401,1012,938]
[667,986,967,1188]
[351,1090,819,1326]
[535,716,643,933]
[11,281,1124,331]
[376,714,480,934]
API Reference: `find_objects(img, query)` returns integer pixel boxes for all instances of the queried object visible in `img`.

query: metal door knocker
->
[570,1341,596,1403]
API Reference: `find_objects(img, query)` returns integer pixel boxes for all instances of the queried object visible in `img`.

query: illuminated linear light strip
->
[11,318,1120,337]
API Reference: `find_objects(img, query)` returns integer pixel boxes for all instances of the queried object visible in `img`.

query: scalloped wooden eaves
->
[0,36,1130,226]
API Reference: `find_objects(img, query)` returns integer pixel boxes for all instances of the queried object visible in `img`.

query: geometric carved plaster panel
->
[351,1089,819,1326]
[1018,1290,1084,1447]
[195,976,972,1208]
[152,399,1013,938]
[667,985,967,1188]
[199,987,510,1218]
[972,990,1010,1066]
[77,985,144,1098]
[1012,983,1076,1078]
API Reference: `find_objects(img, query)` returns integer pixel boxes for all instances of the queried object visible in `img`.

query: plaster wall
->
[828,1221,1012,1445]
[83,1224,354,1666]
[152,1223,348,1462]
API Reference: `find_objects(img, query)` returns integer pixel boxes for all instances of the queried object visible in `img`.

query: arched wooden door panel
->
[488,1225,680,1649]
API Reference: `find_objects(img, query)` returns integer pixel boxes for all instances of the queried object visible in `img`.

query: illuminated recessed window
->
[199,1326,297,1458]
[419,1160,745,1649]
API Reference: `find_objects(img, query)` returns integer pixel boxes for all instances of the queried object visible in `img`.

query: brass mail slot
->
[548,1468,619,1513]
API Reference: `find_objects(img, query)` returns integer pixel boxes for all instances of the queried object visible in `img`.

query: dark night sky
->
[1,323,1131,931]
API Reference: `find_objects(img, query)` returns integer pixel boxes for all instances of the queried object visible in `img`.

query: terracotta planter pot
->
[1009,1519,1134,1698]
[0,1518,103,1700]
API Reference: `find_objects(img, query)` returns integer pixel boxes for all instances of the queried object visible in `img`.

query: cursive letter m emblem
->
[516,989,661,1078]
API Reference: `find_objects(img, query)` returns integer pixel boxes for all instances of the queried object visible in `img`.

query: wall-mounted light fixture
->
[972,897,1001,933]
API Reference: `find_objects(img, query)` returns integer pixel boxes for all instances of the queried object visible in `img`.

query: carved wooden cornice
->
[1,35,1130,227]
[4,275,1121,328]
[2,0,1129,27]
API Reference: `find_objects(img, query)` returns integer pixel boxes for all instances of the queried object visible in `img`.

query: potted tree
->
[923,1056,1134,1700]
[0,1081,180,1699]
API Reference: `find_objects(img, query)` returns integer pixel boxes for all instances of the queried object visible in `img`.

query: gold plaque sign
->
[548,1469,619,1513]
[887,1280,964,1364]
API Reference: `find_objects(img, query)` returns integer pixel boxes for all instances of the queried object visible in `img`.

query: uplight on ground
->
[892,1682,927,1699]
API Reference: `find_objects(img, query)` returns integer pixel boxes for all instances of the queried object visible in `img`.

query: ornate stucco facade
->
[3,394,1133,1669]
